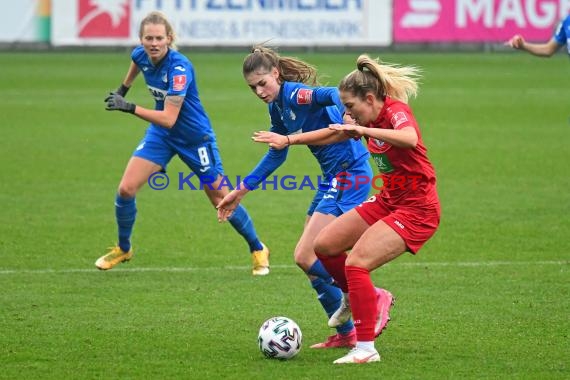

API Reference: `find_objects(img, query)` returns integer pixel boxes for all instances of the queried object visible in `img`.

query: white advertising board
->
[52,0,392,47]
[0,0,41,42]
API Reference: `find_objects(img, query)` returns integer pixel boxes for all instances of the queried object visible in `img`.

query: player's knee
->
[293,249,313,271]
[345,254,360,267]
[346,250,374,271]
[118,183,137,198]
[313,235,334,256]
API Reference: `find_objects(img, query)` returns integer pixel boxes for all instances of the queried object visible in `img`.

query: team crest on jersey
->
[173,75,187,91]
[371,138,391,154]
[391,111,408,128]
[296,89,313,104]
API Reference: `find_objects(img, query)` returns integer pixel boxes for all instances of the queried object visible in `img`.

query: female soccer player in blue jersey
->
[98,11,269,275]
[217,46,393,349]
[255,55,439,364]
[506,14,570,57]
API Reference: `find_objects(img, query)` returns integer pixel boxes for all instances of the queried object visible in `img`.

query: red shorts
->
[355,195,440,254]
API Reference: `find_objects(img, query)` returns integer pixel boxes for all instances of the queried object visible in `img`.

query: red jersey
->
[367,96,438,207]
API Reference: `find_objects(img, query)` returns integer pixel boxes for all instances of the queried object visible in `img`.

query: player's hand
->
[329,123,365,139]
[216,190,242,222]
[105,92,136,113]
[342,113,357,125]
[505,34,524,49]
[252,131,289,150]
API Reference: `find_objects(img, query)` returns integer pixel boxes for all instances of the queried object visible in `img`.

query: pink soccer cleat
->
[374,288,395,337]
[310,329,357,349]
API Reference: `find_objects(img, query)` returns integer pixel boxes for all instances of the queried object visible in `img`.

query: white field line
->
[0,261,567,275]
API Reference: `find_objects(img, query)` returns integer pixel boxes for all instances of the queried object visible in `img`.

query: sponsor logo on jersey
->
[371,153,394,174]
[174,65,186,72]
[296,89,313,105]
[78,0,130,38]
[173,75,187,91]
[391,111,409,128]
[394,220,405,229]
[148,85,167,101]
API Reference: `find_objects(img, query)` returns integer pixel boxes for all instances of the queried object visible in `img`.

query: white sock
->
[356,341,376,352]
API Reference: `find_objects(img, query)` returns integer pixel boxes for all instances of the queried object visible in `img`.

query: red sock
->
[315,252,348,292]
[346,265,376,341]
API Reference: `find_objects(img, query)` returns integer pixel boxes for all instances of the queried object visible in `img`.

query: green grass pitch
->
[0,50,568,379]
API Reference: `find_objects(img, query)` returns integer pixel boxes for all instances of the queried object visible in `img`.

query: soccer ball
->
[258,316,302,360]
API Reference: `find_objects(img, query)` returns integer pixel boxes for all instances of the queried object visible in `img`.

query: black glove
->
[115,84,130,97]
[105,92,136,113]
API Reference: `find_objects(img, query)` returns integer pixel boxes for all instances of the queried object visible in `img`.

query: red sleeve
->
[385,103,415,130]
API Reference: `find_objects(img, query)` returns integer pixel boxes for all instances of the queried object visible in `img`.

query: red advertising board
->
[394,0,570,42]
[77,0,130,38]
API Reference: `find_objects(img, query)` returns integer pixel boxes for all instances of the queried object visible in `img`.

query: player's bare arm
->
[254,128,349,150]
[345,125,418,148]
[131,95,183,128]
[251,131,289,149]
[506,35,561,57]
[122,62,140,87]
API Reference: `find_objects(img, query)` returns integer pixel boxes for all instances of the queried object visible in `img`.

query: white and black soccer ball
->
[258,316,302,360]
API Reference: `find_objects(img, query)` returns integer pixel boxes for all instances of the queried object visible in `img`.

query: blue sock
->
[311,277,354,335]
[115,194,136,252]
[228,204,263,252]
[309,260,354,334]
[308,259,334,283]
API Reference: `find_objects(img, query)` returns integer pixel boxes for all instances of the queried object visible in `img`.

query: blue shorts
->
[132,129,224,179]
[307,159,373,217]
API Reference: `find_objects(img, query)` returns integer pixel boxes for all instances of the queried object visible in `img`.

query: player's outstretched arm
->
[337,123,418,149]
[251,131,289,150]
[253,127,350,149]
[505,34,561,57]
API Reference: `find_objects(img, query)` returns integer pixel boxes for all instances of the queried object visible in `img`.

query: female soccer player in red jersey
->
[254,54,440,364]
